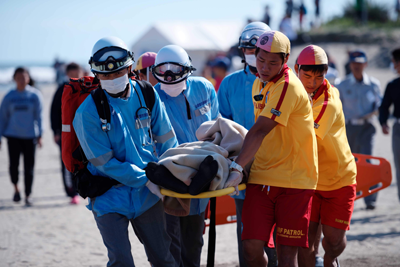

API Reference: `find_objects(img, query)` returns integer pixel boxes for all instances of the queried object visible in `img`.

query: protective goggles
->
[239,34,259,49]
[152,62,195,83]
[89,47,134,73]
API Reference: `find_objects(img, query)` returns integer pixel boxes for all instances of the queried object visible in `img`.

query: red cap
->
[297,45,328,65]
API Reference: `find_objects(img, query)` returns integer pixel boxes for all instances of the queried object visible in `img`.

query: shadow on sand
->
[0,195,77,211]
[350,212,400,225]
[347,230,400,242]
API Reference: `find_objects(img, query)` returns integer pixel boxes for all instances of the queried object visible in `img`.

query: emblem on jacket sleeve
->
[271,108,281,117]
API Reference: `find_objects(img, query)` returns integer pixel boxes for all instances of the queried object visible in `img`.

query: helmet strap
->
[248,65,258,75]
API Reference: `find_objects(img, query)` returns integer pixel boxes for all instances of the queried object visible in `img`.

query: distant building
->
[131,21,243,75]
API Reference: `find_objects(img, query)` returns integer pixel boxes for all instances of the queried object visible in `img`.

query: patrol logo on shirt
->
[314,122,320,129]
[271,108,281,117]
[260,36,269,45]
[254,102,265,109]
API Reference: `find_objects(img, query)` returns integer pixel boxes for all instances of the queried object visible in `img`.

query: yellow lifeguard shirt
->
[249,65,318,190]
[311,79,357,191]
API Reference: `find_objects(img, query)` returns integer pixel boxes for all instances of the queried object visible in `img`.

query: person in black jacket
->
[50,62,83,204]
[379,48,400,203]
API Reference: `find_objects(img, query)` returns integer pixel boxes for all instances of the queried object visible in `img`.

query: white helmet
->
[152,45,196,84]
[89,36,134,74]
[238,22,271,49]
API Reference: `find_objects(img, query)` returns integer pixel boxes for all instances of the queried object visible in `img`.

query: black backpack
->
[73,80,156,199]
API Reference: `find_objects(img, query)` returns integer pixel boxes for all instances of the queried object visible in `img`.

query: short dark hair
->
[13,67,34,86]
[299,64,328,75]
[66,62,81,73]
[392,48,400,62]
[13,67,29,79]
[255,48,286,63]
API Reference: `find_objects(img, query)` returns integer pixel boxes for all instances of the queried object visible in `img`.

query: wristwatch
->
[230,161,243,173]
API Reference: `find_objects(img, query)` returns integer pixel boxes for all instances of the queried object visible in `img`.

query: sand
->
[0,43,400,267]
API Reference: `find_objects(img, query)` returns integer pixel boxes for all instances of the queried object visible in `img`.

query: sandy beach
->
[1,43,400,267]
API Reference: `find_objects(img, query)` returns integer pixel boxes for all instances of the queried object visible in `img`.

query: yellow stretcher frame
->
[160,184,247,198]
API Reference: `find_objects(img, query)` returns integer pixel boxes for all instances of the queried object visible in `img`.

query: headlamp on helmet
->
[89,46,134,74]
[89,37,134,75]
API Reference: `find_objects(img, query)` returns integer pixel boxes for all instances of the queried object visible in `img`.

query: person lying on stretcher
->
[145,117,250,196]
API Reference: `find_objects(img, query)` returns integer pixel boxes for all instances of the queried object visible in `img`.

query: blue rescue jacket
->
[217,67,256,200]
[73,80,178,219]
[154,76,220,215]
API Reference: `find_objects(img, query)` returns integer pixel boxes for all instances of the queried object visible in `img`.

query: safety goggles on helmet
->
[152,62,196,84]
[89,46,134,74]
[239,34,260,49]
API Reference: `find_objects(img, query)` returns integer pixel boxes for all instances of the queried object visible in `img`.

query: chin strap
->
[248,65,257,74]
[241,59,248,75]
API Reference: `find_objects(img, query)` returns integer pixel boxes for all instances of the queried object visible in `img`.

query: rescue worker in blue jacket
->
[73,36,178,267]
[217,21,277,267]
[152,44,220,267]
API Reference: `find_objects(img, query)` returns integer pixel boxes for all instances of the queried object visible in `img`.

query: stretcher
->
[353,153,392,200]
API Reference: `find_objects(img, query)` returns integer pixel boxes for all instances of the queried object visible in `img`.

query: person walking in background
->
[314,0,321,27]
[286,0,294,17]
[50,62,83,205]
[152,45,220,267]
[0,67,43,206]
[336,50,382,210]
[262,5,271,26]
[218,21,278,267]
[299,1,307,32]
[295,45,357,267]
[134,52,158,86]
[210,56,230,92]
[315,0,320,18]
[379,48,400,203]
[279,13,297,42]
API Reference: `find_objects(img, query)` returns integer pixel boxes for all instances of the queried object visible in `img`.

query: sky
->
[0,0,396,67]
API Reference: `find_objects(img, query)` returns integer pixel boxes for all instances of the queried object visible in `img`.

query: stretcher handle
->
[160,184,246,198]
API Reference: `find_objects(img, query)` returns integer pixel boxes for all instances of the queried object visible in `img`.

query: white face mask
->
[100,74,129,95]
[160,81,187,97]
[245,54,257,67]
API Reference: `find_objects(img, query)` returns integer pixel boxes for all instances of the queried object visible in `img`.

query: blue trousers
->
[93,200,175,267]
[165,212,205,267]
[393,123,400,202]
[345,123,378,206]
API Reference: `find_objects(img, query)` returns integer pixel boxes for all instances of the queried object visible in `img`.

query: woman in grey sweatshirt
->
[0,67,43,206]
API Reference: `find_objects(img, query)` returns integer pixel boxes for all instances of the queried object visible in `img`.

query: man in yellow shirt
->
[294,45,357,267]
[224,31,318,267]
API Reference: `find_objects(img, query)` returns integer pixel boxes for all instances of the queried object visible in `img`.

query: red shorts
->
[241,184,314,248]
[310,184,357,231]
